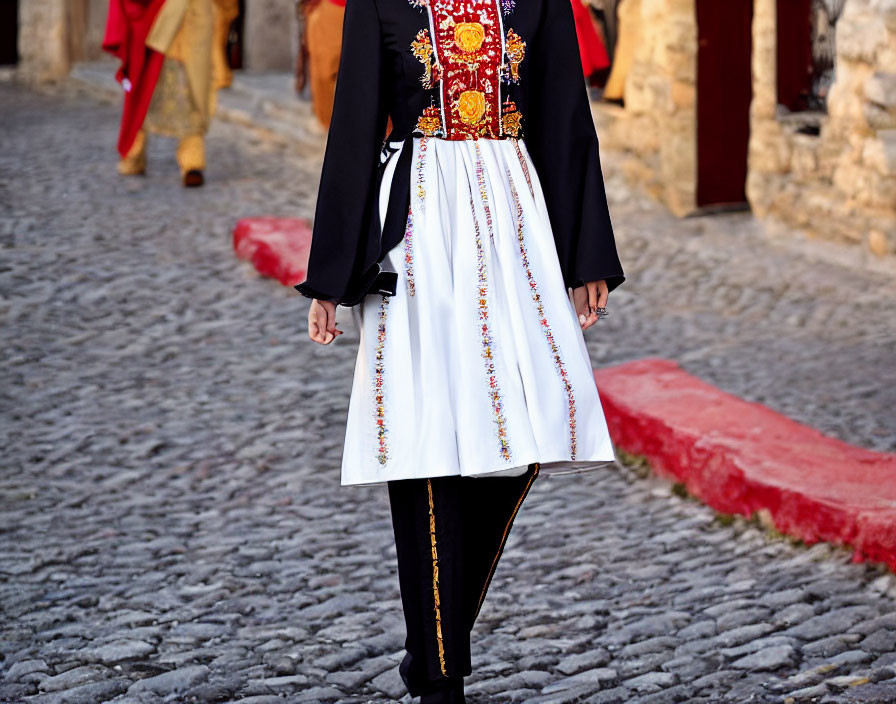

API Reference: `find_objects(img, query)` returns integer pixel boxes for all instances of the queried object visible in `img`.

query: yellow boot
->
[177,134,206,187]
[117,130,147,176]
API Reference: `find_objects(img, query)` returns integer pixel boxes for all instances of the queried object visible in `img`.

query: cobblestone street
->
[3,83,896,704]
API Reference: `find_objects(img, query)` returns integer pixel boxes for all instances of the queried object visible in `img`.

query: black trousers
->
[387,464,540,697]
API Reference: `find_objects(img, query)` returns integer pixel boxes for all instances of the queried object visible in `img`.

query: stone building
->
[11,0,895,255]
[10,0,299,82]
[596,0,896,256]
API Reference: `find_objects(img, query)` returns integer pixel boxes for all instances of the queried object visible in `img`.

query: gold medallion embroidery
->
[410,2,526,139]
[455,22,485,52]
[457,90,487,125]
[430,0,503,139]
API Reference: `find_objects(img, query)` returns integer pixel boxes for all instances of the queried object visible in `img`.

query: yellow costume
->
[118,0,239,185]
[603,0,640,103]
[305,0,345,128]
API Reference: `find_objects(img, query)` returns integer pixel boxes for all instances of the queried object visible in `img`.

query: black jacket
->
[296,0,624,305]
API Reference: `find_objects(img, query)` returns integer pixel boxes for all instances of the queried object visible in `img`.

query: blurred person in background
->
[571,0,611,85]
[214,0,240,90]
[303,0,346,128]
[295,0,310,94]
[603,0,638,104]
[589,0,619,58]
[103,0,238,187]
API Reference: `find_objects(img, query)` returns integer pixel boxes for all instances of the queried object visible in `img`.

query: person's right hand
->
[308,299,341,344]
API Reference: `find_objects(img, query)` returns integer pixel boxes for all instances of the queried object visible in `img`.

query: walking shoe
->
[118,130,146,176]
[183,169,204,188]
[420,679,465,704]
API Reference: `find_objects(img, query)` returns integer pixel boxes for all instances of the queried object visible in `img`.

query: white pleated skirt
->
[341,137,615,486]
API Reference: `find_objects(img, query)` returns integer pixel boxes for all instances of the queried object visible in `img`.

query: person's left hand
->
[308,298,342,344]
[573,280,609,331]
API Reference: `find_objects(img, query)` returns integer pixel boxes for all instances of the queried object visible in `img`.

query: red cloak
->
[571,0,610,79]
[103,0,168,156]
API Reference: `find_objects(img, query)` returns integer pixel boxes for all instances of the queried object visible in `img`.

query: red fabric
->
[571,0,610,78]
[103,0,168,156]
[326,0,347,7]
[233,217,313,287]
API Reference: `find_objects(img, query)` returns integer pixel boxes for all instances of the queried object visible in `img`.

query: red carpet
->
[595,358,896,571]
[233,217,313,287]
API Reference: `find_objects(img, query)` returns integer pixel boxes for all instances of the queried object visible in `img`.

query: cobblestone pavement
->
[2,83,896,704]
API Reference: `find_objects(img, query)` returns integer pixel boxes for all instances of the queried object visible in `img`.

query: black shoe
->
[183,169,204,188]
[420,679,465,704]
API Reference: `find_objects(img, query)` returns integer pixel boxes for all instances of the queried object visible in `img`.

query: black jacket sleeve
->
[525,0,624,292]
[295,0,390,305]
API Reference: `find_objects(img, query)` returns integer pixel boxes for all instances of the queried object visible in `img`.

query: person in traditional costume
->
[299,0,624,700]
[304,0,347,127]
[603,0,639,104]
[213,0,240,90]
[571,0,611,83]
[103,0,236,187]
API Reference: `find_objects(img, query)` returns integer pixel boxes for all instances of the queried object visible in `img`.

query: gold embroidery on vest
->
[455,22,485,52]
[416,105,443,137]
[501,99,522,137]
[504,28,525,84]
[411,29,438,89]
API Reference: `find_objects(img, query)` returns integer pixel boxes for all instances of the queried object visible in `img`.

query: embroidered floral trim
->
[474,143,496,243]
[426,479,448,676]
[507,169,578,459]
[404,210,416,297]
[416,136,429,205]
[473,144,511,461]
[373,296,390,465]
[411,29,440,89]
[513,140,534,197]
[501,100,522,138]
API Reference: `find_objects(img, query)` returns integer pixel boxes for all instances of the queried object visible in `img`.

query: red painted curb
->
[594,359,896,571]
[233,217,313,287]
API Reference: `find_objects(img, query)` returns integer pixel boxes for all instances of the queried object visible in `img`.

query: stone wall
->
[595,0,698,217]
[17,0,118,82]
[84,0,111,61]
[17,0,70,83]
[748,0,896,256]
[243,0,298,71]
